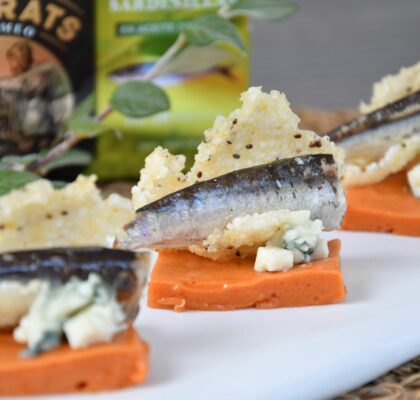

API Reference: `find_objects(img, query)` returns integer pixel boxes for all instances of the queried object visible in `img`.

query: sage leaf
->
[182,14,246,52]
[72,94,96,118]
[42,149,92,173]
[68,115,106,138]
[0,153,41,170]
[110,81,170,118]
[161,44,244,75]
[225,0,299,21]
[0,170,40,196]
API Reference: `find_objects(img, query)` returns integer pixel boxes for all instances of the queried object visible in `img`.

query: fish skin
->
[121,154,346,251]
[0,247,149,321]
[326,90,420,165]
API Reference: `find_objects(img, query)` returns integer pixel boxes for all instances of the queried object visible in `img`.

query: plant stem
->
[218,6,231,19]
[96,106,113,121]
[142,34,187,81]
[26,106,113,175]
[27,132,79,174]
[25,34,186,176]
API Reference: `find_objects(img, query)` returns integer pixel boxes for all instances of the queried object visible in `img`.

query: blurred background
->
[252,0,420,109]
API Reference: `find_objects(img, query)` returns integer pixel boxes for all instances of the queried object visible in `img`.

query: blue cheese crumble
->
[255,211,329,272]
[13,274,126,356]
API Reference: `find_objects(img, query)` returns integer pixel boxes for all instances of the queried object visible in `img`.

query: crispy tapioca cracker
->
[360,61,420,114]
[132,87,344,209]
[0,175,134,253]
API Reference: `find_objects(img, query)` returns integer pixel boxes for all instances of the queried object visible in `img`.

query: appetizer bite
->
[0,177,154,395]
[120,87,347,311]
[327,62,420,236]
[0,247,152,395]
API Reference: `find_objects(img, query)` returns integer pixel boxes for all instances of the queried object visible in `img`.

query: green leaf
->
[51,180,67,189]
[66,94,108,138]
[182,14,246,53]
[42,149,92,173]
[68,115,106,138]
[225,0,300,21]
[72,94,96,118]
[110,81,170,119]
[161,44,244,75]
[0,170,40,196]
[0,153,40,170]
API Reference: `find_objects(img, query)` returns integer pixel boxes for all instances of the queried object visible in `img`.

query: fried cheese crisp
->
[0,175,134,253]
[129,87,344,261]
[360,61,420,114]
[132,87,344,210]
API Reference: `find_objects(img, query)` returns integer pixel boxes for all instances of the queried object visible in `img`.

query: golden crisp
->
[189,210,312,261]
[344,137,420,187]
[0,175,134,252]
[344,61,420,187]
[132,87,344,209]
[360,61,420,114]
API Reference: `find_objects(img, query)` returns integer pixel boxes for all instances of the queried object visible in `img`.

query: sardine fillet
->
[122,154,346,250]
[326,90,420,165]
[0,248,151,322]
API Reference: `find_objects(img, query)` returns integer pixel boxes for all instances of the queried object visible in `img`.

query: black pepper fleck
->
[309,140,322,148]
[294,134,302,139]
[61,210,68,216]
[232,118,238,125]
[235,250,241,257]
[233,154,240,159]
[0,224,4,230]
[46,214,53,219]
[246,144,253,149]
[227,140,232,145]
[197,171,203,178]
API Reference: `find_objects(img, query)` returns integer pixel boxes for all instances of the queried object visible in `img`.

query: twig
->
[96,106,113,121]
[26,132,79,174]
[24,34,186,176]
[142,34,187,81]
[26,103,113,174]
[218,6,231,19]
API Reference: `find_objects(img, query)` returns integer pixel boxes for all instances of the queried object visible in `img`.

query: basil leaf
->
[226,0,299,21]
[0,170,40,196]
[182,14,246,52]
[110,81,170,118]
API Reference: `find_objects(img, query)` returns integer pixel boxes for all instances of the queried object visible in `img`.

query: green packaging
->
[91,1,249,179]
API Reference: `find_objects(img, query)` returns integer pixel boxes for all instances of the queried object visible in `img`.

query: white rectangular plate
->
[9,231,420,400]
